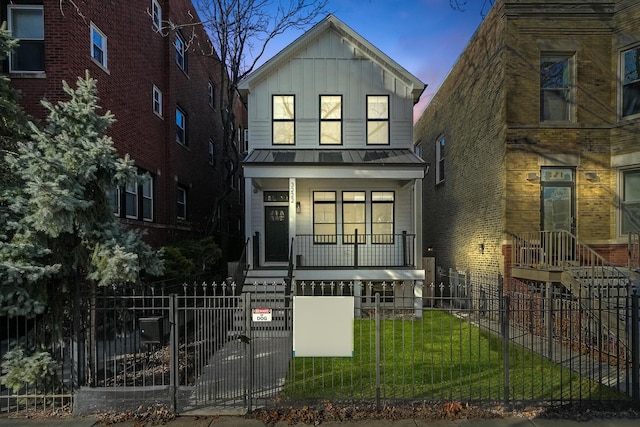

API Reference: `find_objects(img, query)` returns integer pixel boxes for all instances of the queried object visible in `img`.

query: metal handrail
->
[231,237,250,294]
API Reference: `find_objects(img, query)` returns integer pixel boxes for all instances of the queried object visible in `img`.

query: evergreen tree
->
[1,70,163,316]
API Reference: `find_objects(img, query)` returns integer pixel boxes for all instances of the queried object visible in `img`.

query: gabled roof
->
[238,14,426,104]
[244,148,426,167]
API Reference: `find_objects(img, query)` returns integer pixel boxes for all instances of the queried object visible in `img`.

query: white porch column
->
[289,178,297,257]
[245,176,253,269]
[414,280,423,318]
[414,178,423,269]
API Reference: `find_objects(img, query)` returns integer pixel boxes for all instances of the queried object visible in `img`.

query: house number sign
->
[252,307,272,322]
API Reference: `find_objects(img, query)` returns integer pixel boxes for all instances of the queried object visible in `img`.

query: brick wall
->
[2,0,245,251]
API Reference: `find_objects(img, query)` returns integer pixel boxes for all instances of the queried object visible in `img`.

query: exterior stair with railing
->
[512,230,639,347]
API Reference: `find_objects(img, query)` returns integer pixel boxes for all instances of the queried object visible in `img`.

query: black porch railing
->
[293,231,415,268]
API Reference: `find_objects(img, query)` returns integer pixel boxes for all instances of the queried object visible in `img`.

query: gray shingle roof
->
[243,149,426,167]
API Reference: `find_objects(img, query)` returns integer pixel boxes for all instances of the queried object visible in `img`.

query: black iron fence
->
[1,273,639,414]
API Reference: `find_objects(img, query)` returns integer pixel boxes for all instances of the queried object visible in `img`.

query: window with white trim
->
[343,191,366,244]
[109,187,121,217]
[175,32,187,71]
[111,177,154,222]
[90,23,108,69]
[372,192,394,244]
[176,107,187,145]
[622,169,640,233]
[151,0,162,30]
[436,137,445,184]
[320,95,342,145]
[125,183,138,219]
[152,85,162,117]
[272,95,295,145]
[177,186,187,220]
[367,95,389,145]
[141,179,153,221]
[7,5,44,73]
[622,46,640,118]
[540,54,574,122]
[313,191,336,244]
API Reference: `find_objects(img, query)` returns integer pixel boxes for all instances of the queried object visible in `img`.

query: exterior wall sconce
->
[585,172,599,181]
[526,172,539,182]
[296,201,301,214]
[478,243,485,254]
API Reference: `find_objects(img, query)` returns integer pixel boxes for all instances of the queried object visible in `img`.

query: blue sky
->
[257,0,488,120]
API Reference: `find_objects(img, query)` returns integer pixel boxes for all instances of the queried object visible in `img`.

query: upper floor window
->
[414,141,423,159]
[343,191,366,244]
[540,55,573,122]
[622,46,640,118]
[176,186,187,220]
[273,95,295,145]
[622,169,640,234]
[90,23,108,69]
[436,137,445,184]
[176,107,187,145]
[141,179,153,221]
[152,85,162,117]
[320,95,342,145]
[8,5,44,73]
[112,176,154,222]
[208,139,215,165]
[367,95,389,145]
[175,32,187,72]
[313,191,336,244]
[151,0,162,31]
[208,81,215,108]
[372,191,395,244]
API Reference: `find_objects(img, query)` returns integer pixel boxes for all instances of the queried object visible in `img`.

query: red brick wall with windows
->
[2,0,246,253]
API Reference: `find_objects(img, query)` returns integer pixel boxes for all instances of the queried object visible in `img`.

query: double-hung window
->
[343,192,366,244]
[367,95,389,145]
[112,177,153,221]
[313,191,336,244]
[176,107,187,145]
[436,137,445,184]
[125,183,138,219]
[141,179,153,221]
[320,95,342,145]
[175,32,187,71]
[273,95,295,145]
[90,23,108,69]
[208,81,215,108]
[7,5,44,73]
[176,186,187,220]
[622,169,640,233]
[372,192,395,244]
[622,46,640,118]
[540,55,573,122]
[152,85,162,117]
[152,0,162,30]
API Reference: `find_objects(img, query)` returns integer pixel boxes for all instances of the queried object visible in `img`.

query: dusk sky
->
[256,0,489,121]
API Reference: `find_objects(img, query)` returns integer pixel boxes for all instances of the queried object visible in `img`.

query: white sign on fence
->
[252,307,272,322]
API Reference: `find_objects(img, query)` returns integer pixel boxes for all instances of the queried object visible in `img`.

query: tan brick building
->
[414,0,640,281]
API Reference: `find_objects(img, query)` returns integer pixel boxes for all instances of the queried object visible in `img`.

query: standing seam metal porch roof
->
[243,149,426,167]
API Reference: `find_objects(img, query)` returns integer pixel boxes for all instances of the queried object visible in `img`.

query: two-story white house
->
[238,15,427,305]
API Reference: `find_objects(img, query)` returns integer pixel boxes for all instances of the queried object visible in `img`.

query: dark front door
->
[265,206,289,262]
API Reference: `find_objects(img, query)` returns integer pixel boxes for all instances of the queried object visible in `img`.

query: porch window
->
[313,191,336,244]
[367,95,389,145]
[622,169,640,233]
[342,191,366,244]
[372,191,394,244]
[320,95,342,144]
[540,55,573,122]
[622,46,640,118]
[273,95,295,145]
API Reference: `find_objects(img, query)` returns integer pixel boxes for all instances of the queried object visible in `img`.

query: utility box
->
[139,317,163,344]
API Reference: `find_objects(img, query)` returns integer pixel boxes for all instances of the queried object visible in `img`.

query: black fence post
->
[632,290,639,403]
[402,231,408,266]
[169,293,178,412]
[375,292,381,410]
[502,295,511,410]
[253,232,260,268]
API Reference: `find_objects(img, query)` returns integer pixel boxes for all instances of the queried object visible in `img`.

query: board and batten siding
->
[247,29,416,150]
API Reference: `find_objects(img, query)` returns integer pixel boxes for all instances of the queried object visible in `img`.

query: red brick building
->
[1,0,245,258]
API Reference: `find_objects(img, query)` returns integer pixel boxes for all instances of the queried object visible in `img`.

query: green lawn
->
[282,310,624,401]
